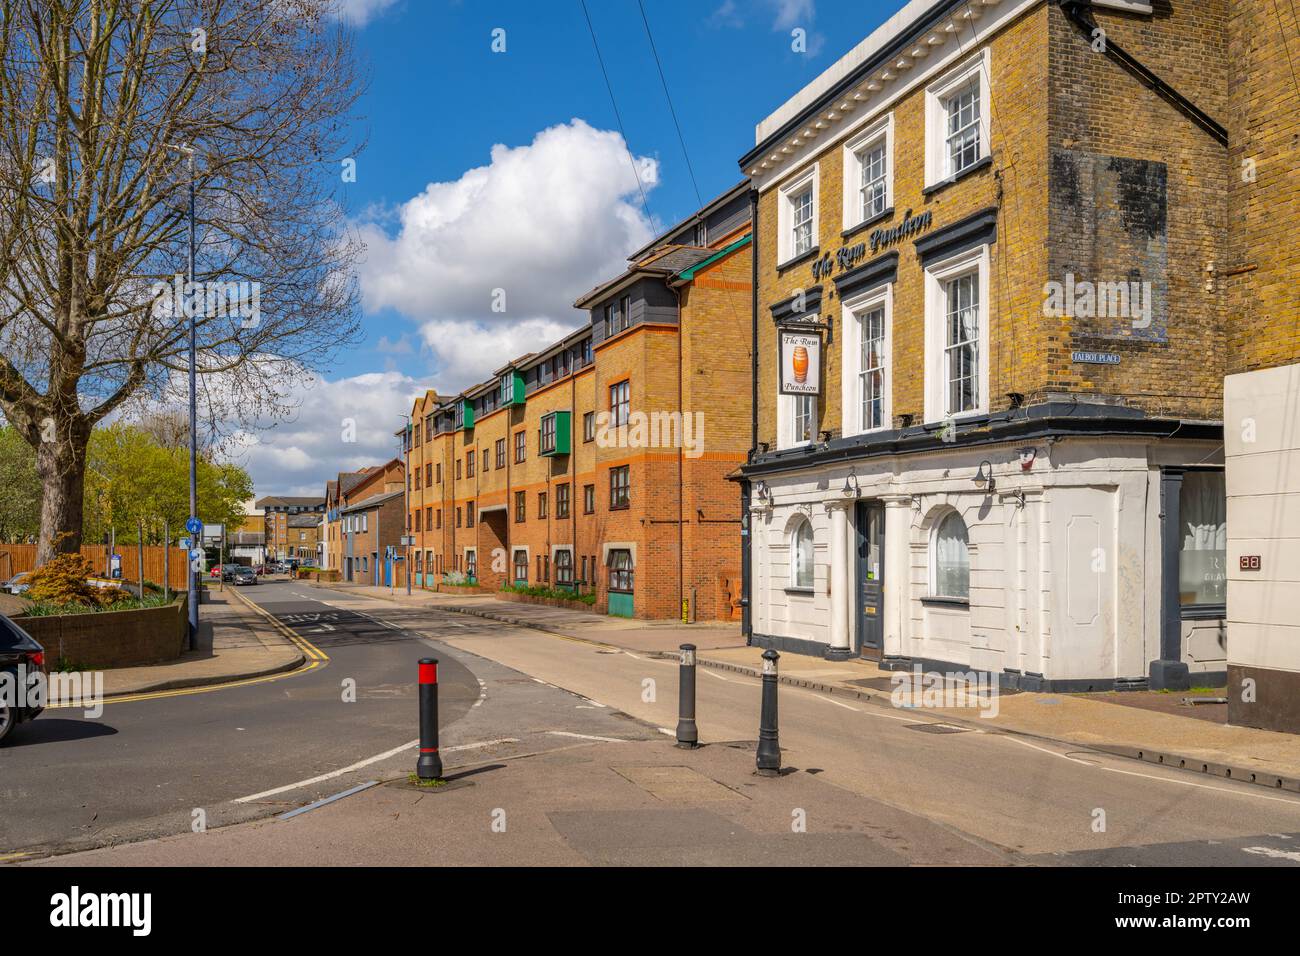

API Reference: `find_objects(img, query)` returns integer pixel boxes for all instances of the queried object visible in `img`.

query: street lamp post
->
[168,142,199,650]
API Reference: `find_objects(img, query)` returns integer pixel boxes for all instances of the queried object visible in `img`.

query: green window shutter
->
[461,399,475,430]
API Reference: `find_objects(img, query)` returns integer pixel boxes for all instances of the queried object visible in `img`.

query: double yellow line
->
[49,591,329,708]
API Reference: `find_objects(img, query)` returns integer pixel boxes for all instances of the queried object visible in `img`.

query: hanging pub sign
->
[779,330,822,396]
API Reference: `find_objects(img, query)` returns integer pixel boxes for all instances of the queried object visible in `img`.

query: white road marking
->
[233,737,520,803]
[701,669,734,682]
[546,731,631,743]
[1242,845,1300,863]
[658,728,675,736]
[796,690,861,712]
[998,735,1300,806]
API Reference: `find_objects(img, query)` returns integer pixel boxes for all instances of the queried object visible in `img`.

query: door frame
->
[855,499,885,661]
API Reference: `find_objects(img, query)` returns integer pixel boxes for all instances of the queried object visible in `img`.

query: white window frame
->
[924,50,992,190]
[776,164,819,266]
[841,284,892,438]
[923,244,991,424]
[789,517,816,591]
[1093,0,1152,12]
[929,510,971,602]
[842,114,893,231]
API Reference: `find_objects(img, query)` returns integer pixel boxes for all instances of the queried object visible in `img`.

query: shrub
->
[500,582,595,605]
[25,553,133,607]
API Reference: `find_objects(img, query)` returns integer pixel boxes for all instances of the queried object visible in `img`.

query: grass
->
[406,773,448,789]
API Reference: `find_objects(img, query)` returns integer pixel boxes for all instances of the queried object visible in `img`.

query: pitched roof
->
[339,489,403,514]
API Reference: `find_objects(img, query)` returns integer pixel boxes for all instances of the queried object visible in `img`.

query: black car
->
[230,565,258,586]
[1,614,46,744]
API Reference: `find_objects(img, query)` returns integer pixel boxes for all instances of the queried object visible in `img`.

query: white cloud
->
[710,0,816,31]
[771,0,816,30]
[331,0,401,27]
[356,118,657,333]
[419,317,578,394]
[226,370,426,497]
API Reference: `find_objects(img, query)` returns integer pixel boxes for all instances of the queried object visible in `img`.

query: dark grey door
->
[856,500,885,660]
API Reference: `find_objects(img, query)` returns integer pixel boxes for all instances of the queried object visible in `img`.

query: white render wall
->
[750,436,1224,683]
[1225,364,1300,676]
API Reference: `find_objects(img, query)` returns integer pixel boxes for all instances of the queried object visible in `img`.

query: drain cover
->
[905,722,969,734]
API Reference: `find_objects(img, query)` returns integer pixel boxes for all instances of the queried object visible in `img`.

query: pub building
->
[737,0,1234,691]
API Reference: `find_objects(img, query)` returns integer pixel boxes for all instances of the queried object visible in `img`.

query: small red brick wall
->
[13,597,187,669]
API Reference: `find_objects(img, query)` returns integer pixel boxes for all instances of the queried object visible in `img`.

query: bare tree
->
[0,0,365,562]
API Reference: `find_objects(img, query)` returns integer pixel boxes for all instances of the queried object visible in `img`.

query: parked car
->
[230,566,258,586]
[0,614,45,745]
[2,572,30,595]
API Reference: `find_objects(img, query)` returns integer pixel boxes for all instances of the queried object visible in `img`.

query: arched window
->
[932,511,970,600]
[790,518,815,590]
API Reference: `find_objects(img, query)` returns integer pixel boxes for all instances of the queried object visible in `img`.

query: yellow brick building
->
[404,185,753,620]
[739,0,1232,691]
[1222,0,1300,732]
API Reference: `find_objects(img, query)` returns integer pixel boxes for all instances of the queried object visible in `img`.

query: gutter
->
[1058,0,1227,146]
[742,188,759,643]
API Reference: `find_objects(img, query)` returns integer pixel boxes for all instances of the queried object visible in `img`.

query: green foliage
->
[0,422,254,545]
[24,591,173,616]
[83,422,254,543]
[0,427,41,542]
[500,582,596,606]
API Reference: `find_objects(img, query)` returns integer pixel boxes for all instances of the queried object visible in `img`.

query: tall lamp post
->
[167,142,199,650]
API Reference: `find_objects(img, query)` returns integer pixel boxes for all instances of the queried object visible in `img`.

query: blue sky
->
[245,0,901,495]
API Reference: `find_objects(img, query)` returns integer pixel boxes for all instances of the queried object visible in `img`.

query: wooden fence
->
[0,544,191,591]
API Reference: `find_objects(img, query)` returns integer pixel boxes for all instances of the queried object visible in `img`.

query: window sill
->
[922,155,993,197]
[609,504,630,512]
[921,595,969,609]
[776,245,820,274]
[842,207,894,241]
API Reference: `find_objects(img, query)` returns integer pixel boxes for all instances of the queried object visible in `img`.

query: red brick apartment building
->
[323,459,405,582]
[403,183,753,620]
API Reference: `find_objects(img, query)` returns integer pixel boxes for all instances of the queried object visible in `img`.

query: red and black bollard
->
[417,657,443,780]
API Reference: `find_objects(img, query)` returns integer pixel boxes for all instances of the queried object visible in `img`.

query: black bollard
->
[416,657,443,780]
[675,643,699,749]
[755,649,781,776]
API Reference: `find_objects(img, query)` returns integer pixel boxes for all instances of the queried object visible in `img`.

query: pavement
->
[100,587,305,697]
[30,734,1005,867]
[12,580,1300,867]
[313,581,1300,792]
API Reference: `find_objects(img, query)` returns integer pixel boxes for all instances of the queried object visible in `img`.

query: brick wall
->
[1224,0,1300,372]
[402,240,751,620]
[755,2,1232,447]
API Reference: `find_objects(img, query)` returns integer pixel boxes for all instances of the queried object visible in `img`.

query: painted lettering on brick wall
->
[869,209,933,254]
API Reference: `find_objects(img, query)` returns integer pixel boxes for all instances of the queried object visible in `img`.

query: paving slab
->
[28,736,1005,867]
[695,645,1300,791]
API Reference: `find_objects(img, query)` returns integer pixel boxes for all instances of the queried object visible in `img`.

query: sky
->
[243,0,902,497]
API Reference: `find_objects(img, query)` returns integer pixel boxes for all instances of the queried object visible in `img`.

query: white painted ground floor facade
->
[1224,364,1300,732]
[747,430,1226,691]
